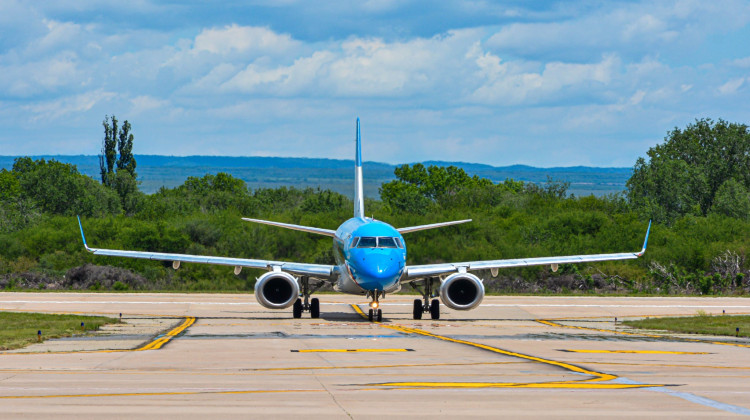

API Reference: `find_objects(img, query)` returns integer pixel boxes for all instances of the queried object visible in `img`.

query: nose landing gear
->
[366,290,384,322]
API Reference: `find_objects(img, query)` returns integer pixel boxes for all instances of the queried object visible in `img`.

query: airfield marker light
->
[614,317,617,324]
[119,313,122,321]
[737,328,740,337]
[723,310,726,314]
[81,322,85,330]
[37,330,41,342]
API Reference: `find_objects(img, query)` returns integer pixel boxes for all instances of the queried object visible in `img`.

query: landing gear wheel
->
[430,299,440,320]
[413,299,423,320]
[368,308,374,322]
[310,298,320,319]
[293,298,303,319]
[377,309,383,322]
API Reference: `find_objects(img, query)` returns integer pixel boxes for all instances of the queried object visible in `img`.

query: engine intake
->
[254,271,299,309]
[439,272,484,310]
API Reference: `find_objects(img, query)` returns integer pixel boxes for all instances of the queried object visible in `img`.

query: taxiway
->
[1,293,749,418]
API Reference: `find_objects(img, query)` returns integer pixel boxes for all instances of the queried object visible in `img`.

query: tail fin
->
[354,118,365,219]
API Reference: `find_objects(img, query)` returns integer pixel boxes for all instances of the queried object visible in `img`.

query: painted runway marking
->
[350,304,662,390]
[614,378,750,416]
[559,349,711,355]
[0,317,195,355]
[538,318,750,348]
[291,349,414,353]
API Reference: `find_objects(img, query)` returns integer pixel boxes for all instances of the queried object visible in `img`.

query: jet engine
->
[254,271,300,309]
[439,272,484,310]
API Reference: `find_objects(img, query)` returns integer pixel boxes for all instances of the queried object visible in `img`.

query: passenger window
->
[378,237,397,248]
[357,237,377,248]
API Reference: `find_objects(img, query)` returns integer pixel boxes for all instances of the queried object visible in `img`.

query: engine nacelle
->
[439,272,484,311]
[254,271,300,309]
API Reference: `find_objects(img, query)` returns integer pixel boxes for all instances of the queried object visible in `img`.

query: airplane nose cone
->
[360,253,400,279]
[351,250,404,289]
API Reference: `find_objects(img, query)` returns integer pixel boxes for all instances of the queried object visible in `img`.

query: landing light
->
[371,301,379,309]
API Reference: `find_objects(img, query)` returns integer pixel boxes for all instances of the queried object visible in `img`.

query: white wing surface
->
[78,217,334,279]
[404,221,651,280]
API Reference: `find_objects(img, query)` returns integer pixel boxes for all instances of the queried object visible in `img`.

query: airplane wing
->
[397,219,472,234]
[77,217,334,280]
[403,221,651,281]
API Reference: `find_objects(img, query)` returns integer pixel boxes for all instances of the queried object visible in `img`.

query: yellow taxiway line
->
[0,316,195,355]
[350,304,662,390]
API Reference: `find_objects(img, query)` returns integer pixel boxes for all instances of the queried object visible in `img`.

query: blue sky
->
[1,0,749,167]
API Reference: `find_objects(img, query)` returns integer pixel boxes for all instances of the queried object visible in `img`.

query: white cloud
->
[129,95,168,115]
[717,78,745,95]
[469,54,620,105]
[193,24,299,55]
[22,89,115,121]
[2,1,750,166]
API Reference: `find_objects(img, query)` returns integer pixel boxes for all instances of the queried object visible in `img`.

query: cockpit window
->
[351,237,360,248]
[356,237,377,248]
[394,237,403,248]
[378,237,397,248]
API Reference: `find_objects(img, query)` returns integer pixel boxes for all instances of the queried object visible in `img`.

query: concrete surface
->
[1,292,749,418]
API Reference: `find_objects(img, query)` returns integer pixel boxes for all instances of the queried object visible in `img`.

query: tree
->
[627,118,750,223]
[100,115,137,185]
[98,115,142,213]
[12,158,121,216]
[100,115,118,186]
[117,120,136,177]
[711,178,750,220]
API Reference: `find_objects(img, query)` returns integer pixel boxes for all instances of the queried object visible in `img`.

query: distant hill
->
[0,155,631,198]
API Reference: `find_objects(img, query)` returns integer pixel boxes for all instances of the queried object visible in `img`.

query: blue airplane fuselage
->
[333,217,406,294]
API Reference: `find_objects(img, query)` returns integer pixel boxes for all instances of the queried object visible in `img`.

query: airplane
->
[77,118,650,322]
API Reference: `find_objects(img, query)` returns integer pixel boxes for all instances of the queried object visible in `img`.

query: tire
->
[293,298,303,319]
[368,309,374,322]
[430,299,440,320]
[310,298,320,319]
[413,299,423,320]
[377,309,383,322]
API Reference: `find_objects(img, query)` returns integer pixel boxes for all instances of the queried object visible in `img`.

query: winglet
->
[637,220,651,256]
[77,216,93,252]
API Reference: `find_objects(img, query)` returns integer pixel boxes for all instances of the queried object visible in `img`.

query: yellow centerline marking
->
[136,316,195,351]
[537,318,750,348]
[560,349,710,355]
[0,316,195,355]
[291,349,413,353]
[349,304,662,390]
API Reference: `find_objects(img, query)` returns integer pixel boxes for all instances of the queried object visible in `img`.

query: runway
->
[1,293,750,418]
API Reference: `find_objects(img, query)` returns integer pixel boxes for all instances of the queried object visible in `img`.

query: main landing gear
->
[410,278,440,320]
[366,290,383,322]
[293,276,323,319]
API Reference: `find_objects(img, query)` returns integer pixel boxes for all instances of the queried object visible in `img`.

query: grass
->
[623,313,750,338]
[0,312,119,350]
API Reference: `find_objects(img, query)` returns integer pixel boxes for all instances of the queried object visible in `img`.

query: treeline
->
[0,118,748,294]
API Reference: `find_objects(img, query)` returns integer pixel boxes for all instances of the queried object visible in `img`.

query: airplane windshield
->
[356,237,377,248]
[378,237,397,248]
[355,237,401,248]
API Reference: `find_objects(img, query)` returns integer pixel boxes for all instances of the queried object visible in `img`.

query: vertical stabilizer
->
[354,118,365,218]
